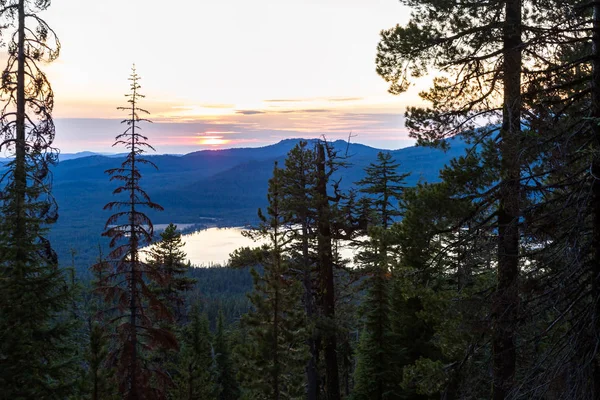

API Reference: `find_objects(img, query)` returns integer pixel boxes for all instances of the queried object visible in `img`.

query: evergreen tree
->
[0,0,77,396]
[352,152,408,400]
[92,66,176,399]
[385,154,498,398]
[276,140,363,399]
[278,140,320,399]
[374,0,600,394]
[173,308,218,400]
[148,223,196,321]
[83,322,118,400]
[215,310,241,400]
[234,163,308,399]
[315,142,342,400]
[375,0,558,395]
[356,151,409,230]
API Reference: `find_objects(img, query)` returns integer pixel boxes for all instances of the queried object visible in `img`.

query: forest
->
[1,0,599,399]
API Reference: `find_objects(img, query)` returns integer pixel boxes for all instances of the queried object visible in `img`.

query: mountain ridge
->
[45,137,469,272]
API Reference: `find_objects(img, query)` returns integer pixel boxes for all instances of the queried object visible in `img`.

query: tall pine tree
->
[214,310,241,400]
[278,141,320,399]
[172,308,218,400]
[0,1,77,396]
[92,66,176,400]
[147,223,195,322]
[234,162,308,400]
[352,152,408,400]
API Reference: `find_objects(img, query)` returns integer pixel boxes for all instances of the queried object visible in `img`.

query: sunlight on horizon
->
[33,0,428,152]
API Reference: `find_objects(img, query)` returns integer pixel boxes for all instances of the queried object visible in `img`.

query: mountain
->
[0,150,124,165]
[46,138,470,273]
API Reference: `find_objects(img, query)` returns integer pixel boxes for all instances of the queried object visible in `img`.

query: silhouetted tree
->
[376,0,530,396]
[352,152,408,400]
[214,310,241,400]
[278,141,320,399]
[173,308,217,400]
[148,223,195,321]
[92,66,175,400]
[0,0,77,397]
[83,322,118,400]
[234,163,308,399]
[315,142,342,400]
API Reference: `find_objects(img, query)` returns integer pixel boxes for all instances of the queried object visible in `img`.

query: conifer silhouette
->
[93,66,176,400]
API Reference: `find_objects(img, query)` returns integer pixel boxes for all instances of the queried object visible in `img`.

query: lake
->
[174,226,358,267]
[178,227,265,267]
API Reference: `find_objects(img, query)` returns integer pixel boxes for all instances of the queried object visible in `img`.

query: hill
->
[46,138,470,273]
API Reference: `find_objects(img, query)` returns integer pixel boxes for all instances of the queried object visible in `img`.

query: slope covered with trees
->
[2,0,600,399]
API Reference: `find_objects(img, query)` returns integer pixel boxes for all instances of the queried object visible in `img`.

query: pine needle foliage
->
[214,310,241,400]
[357,152,409,230]
[92,66,176,400]
[147,223,195,322]
[235,163,308,400]
[172,308,218,400]
[352,152,409,400]
[0,1,77,397]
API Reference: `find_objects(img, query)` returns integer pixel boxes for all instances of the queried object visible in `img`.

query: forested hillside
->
[48,138,469,270]
[1,0,599,399]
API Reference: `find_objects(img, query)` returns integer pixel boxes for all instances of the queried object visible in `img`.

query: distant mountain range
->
[0,151,134,164]
[43,138,471,272]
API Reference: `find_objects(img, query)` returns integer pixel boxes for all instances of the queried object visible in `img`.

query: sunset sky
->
[36,0,423,153]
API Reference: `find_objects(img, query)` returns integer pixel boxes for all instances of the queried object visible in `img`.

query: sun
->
[197,135,231,146]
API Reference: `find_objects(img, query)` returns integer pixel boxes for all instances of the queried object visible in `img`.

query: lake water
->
[175,226,358,267]
[179,227,266,267]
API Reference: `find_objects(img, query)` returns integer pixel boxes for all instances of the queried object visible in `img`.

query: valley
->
[49,138,469,273]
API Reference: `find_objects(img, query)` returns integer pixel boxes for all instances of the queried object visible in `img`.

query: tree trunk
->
[492,0,521,398]
[591,2,600,398]
[128,94,139,400]
[316,143,340,400]
[303,221,320,400]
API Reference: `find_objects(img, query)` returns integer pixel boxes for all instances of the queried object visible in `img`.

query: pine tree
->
[356,152,409,230]
[375,1,600,394]
[375,0,537,396]
[0,0,77,396]
[276,140,363,399]
[351,257,397,400]
[391,178,488,398]
[92,66,176,399]
[352,152,408,400]
[278,141,320,399]
[215,310,241,400]
[314,141,343,400]
[83,322,118,400]
[235,163,308,399]
[173,308,218,400]
[148,223,196,321]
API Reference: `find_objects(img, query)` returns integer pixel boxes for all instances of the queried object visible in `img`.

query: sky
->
[34,0,423,154]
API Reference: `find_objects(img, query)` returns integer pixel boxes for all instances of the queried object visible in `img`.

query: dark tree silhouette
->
[93,66,176,400]
[147,223,195,322]
[232,162,308,399]
[0,0,76,397]
[352,152,409,400]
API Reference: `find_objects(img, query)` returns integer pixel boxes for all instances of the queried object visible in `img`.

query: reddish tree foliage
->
[93,66,176,400]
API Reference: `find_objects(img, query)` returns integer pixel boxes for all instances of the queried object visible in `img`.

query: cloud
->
[326,97,364,102]
[299,109,330,113]
[235,110,266,115]
[264,97,364,104]
[201,103,235,109]
[53,113,411,154]
[264,98,311,103]
[270,109,330,114]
